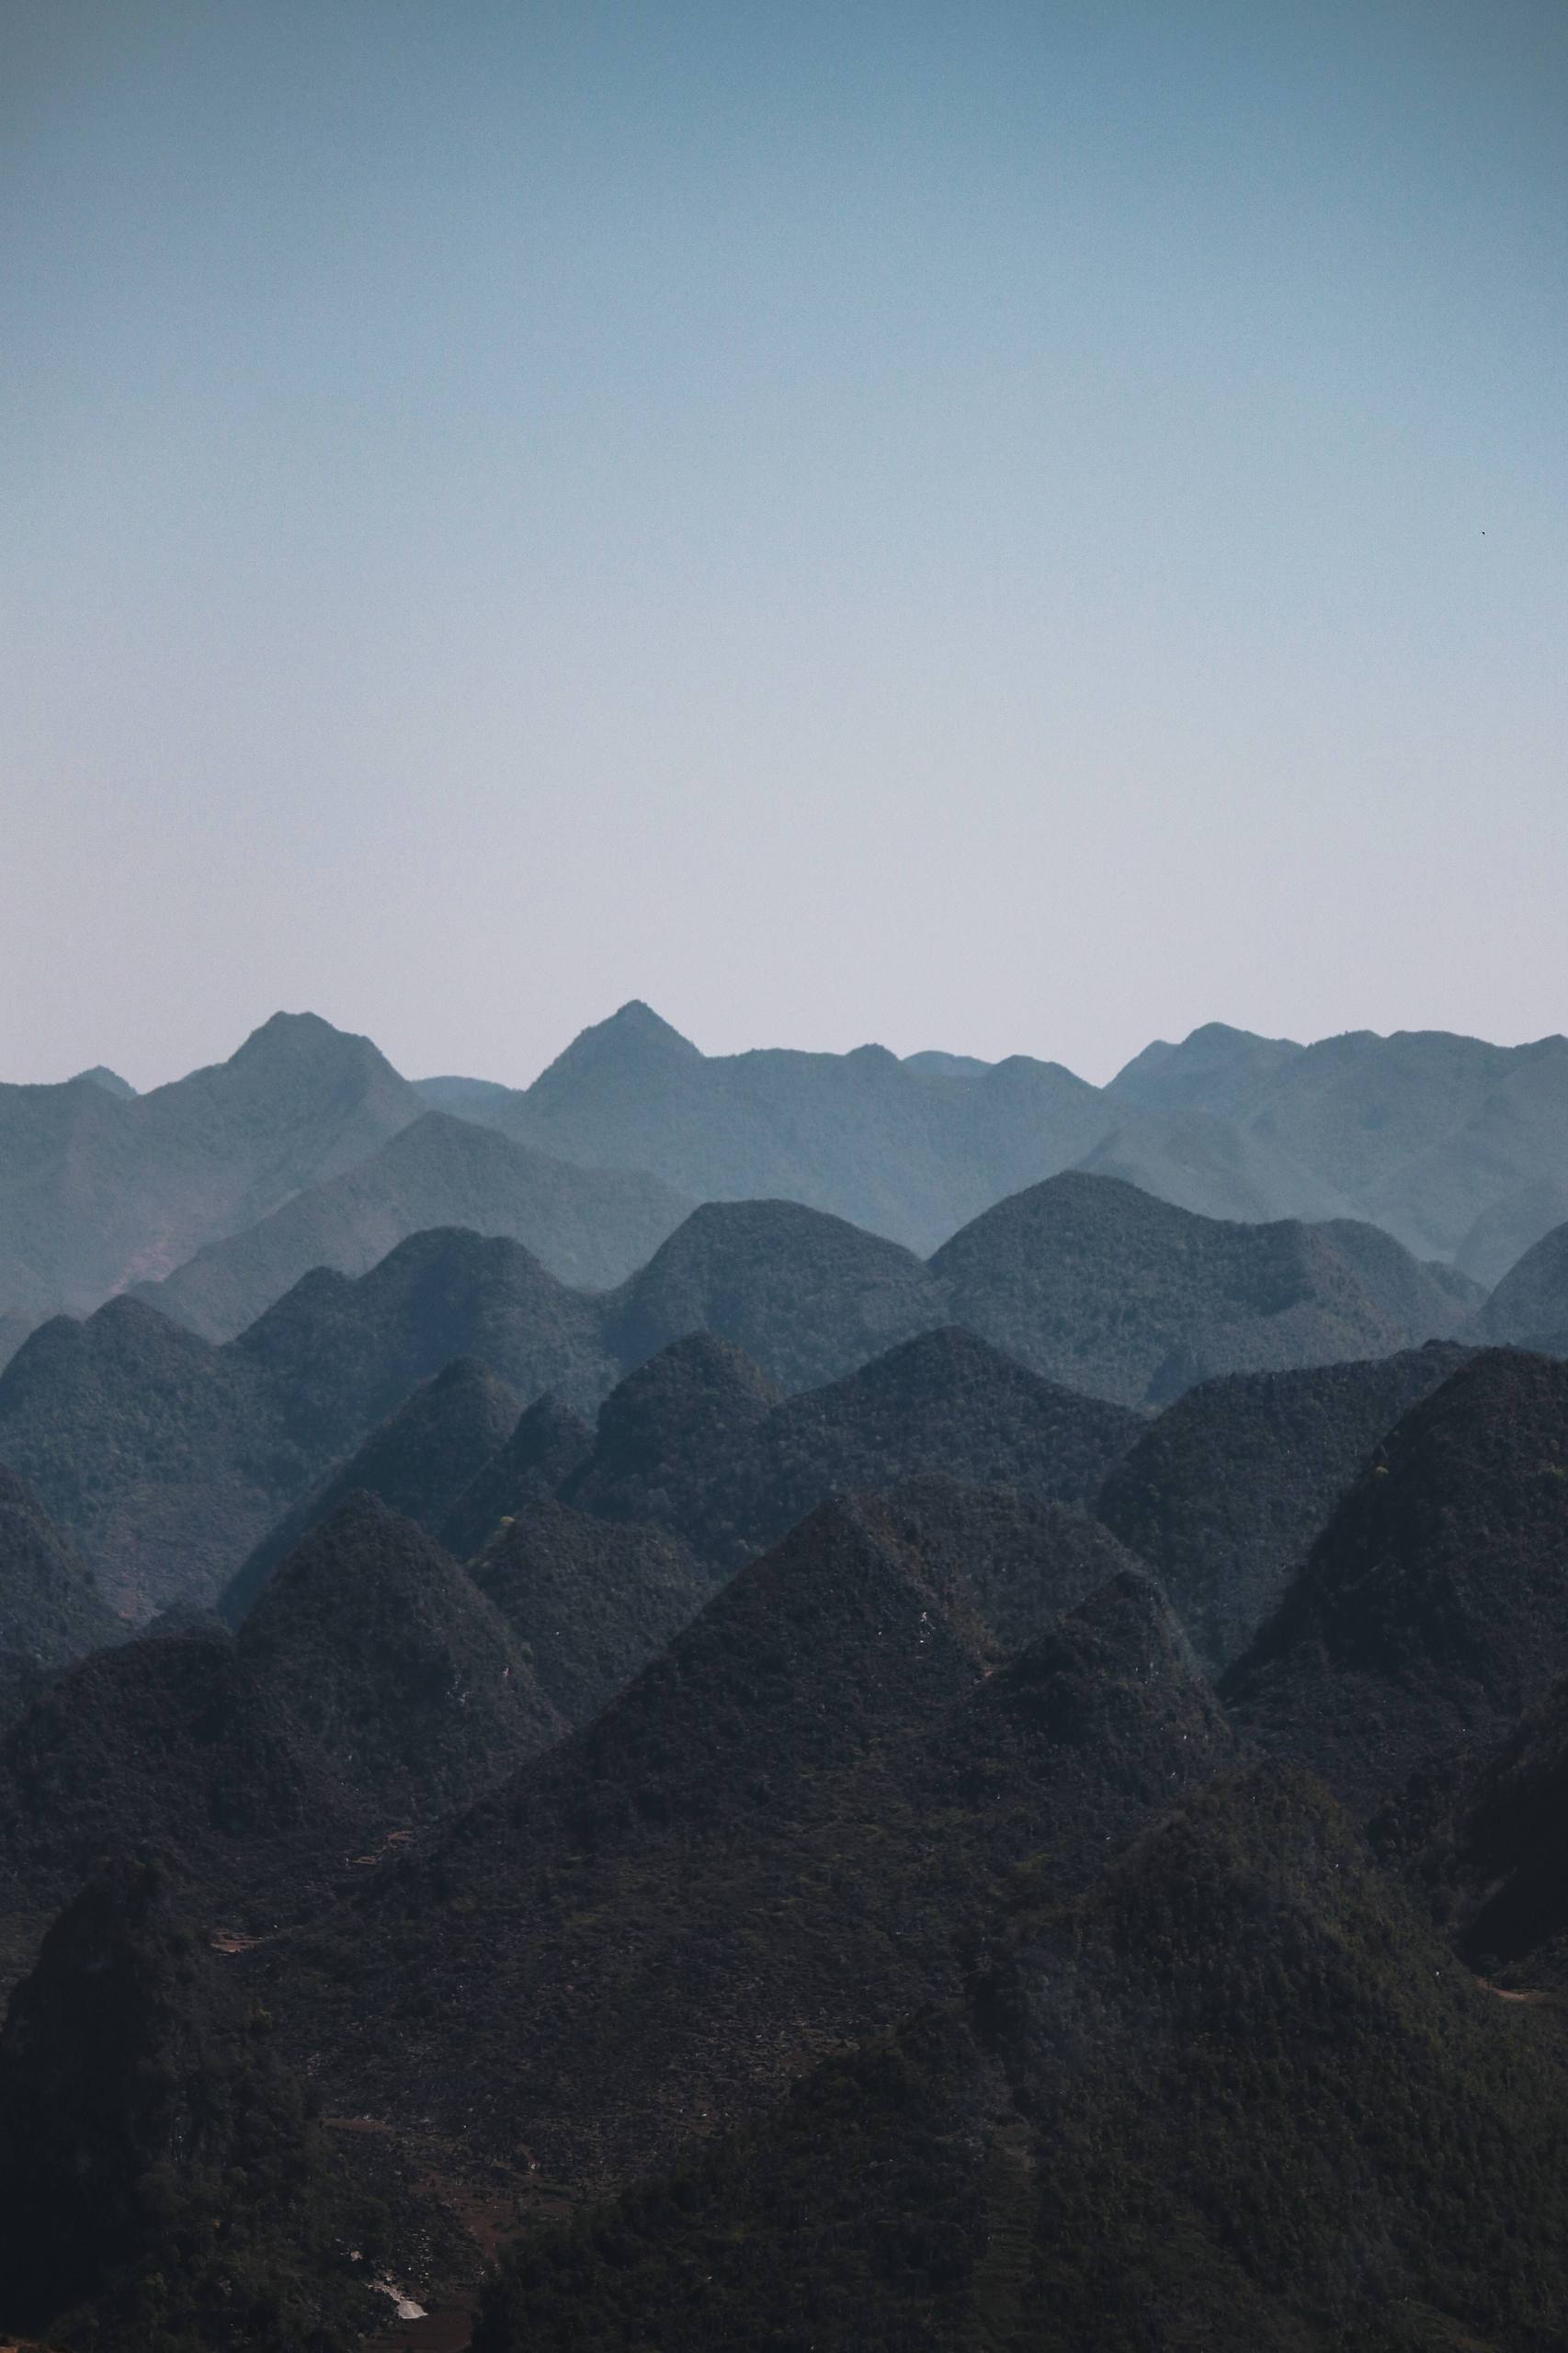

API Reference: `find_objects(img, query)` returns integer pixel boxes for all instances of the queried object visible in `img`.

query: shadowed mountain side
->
[0,1011,421,1325]
[848,1480,1147,1653]
[221,1357,521,1621]
[439,1392,594,1561]
[1223,1349,1568,1837]
[931,1173,1469,1408]
[474,1763,1568,2353]
[602,1197,945,1390]
[1470,1215,1568,1350]
[437,1000,1119,1253]
[0,1628,368,1993]
[235,1495,563,1814]
[135,1110,694,1340]
[230,1225,615,1446]
[1097,1343,1471,1675]
[251,1517,1229,2189]
[1416,1671,1568,1990]
[471,1499,709,1724]
[714,1328,1143,1561]
[0,1465,123,1724]
[0,1297,295,1618]
[0,1230,618,1615]
[0,1862,399,2350]
[557,1328,1140,1574]
[0,1306,47,1374]
[558,1333,784,1559]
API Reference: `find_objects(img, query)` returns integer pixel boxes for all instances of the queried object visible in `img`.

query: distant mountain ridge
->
[7,1004,1568,1367]
[419,1002,1568,1274]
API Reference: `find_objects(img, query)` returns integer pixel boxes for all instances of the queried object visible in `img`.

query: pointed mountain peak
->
[224,1008,396,1076]
[69,1064,136,1097]
[529,1001,702,1096]
[439,1391,596,1560]
[236,1493,562,1809]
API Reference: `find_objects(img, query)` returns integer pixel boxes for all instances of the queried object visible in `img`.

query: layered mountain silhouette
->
[9,1006,1568,1390]
[4,1116,1568,2353]
[928,1172,1470,1404]
[469,1500,710,1724]
[438,1391,595,1560]
[221,1354,523,1620]
[1224,1348,1568,1832]
[1468,1212,1568,1352]
[247,1495,1230,2191]
[473,1761,1568,2353]
[1097,1341,1471,1673]
[0,1166,1482,1620]
[419,999,1119,1251]
[235,1493,562,1813]
[0,1231,615,1614]
[558,1327,1141,1572]
[0,1465,122,1723]
[0,1012,420,1334]
[426,1003,1568,1276]
[135,1109,692,1340]
[0,1493,564,1992]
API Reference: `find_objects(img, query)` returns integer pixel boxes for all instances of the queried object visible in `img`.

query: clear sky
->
[4,1,1564,1089]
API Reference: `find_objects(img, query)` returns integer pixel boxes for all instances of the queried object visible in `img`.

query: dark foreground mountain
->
[233,1494,562,1814]
[930,1173,1471,1407]
[470,1499,709,1724]
[474,1762,1568,2353]
[136,1109,693,1340]
[1097,1342,1471,1674]
[0,1230,615,1615]
[0,1465,122,1724]
[0,1861,408,2351]
[0,1496,563,1994]
[1224,1348,1568,1836]
[221,1355,521,1620]
[0,1011,421,1335]
[557,1331,784,1561]
[0,1625,366,1993]
[250,1497,1227,2190]
[438,1391,595,1560]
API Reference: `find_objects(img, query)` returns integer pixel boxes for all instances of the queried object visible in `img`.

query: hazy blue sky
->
[4,1,1564,1088]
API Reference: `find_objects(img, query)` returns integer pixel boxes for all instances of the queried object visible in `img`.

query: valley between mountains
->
[5,1006,1568,2350]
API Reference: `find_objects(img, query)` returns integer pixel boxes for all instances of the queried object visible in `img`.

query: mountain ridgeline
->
[6,1005,1568,2351]
[6,1004,1568,1374]
[0,1169,1483,1617]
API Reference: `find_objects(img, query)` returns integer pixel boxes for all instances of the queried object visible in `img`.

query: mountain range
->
[7,1003,1568,1372]
[8,1002,1568,2350]
[0,1167,1483,1620]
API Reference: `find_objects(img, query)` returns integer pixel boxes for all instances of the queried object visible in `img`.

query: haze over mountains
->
[6,1002,1568,1376]
[6,1001,1568,2348]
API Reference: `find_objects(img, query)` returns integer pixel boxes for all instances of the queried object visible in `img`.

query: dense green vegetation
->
[0,1861,405,2352]
[1098,1343,1470,1671]
[475,1766,1568,2353]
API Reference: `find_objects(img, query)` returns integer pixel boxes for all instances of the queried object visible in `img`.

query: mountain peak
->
[528,1002,702,1097]
[69,1065,136,1098]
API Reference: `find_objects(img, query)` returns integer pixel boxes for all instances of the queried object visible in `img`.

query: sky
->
[3,0,1565,1091]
